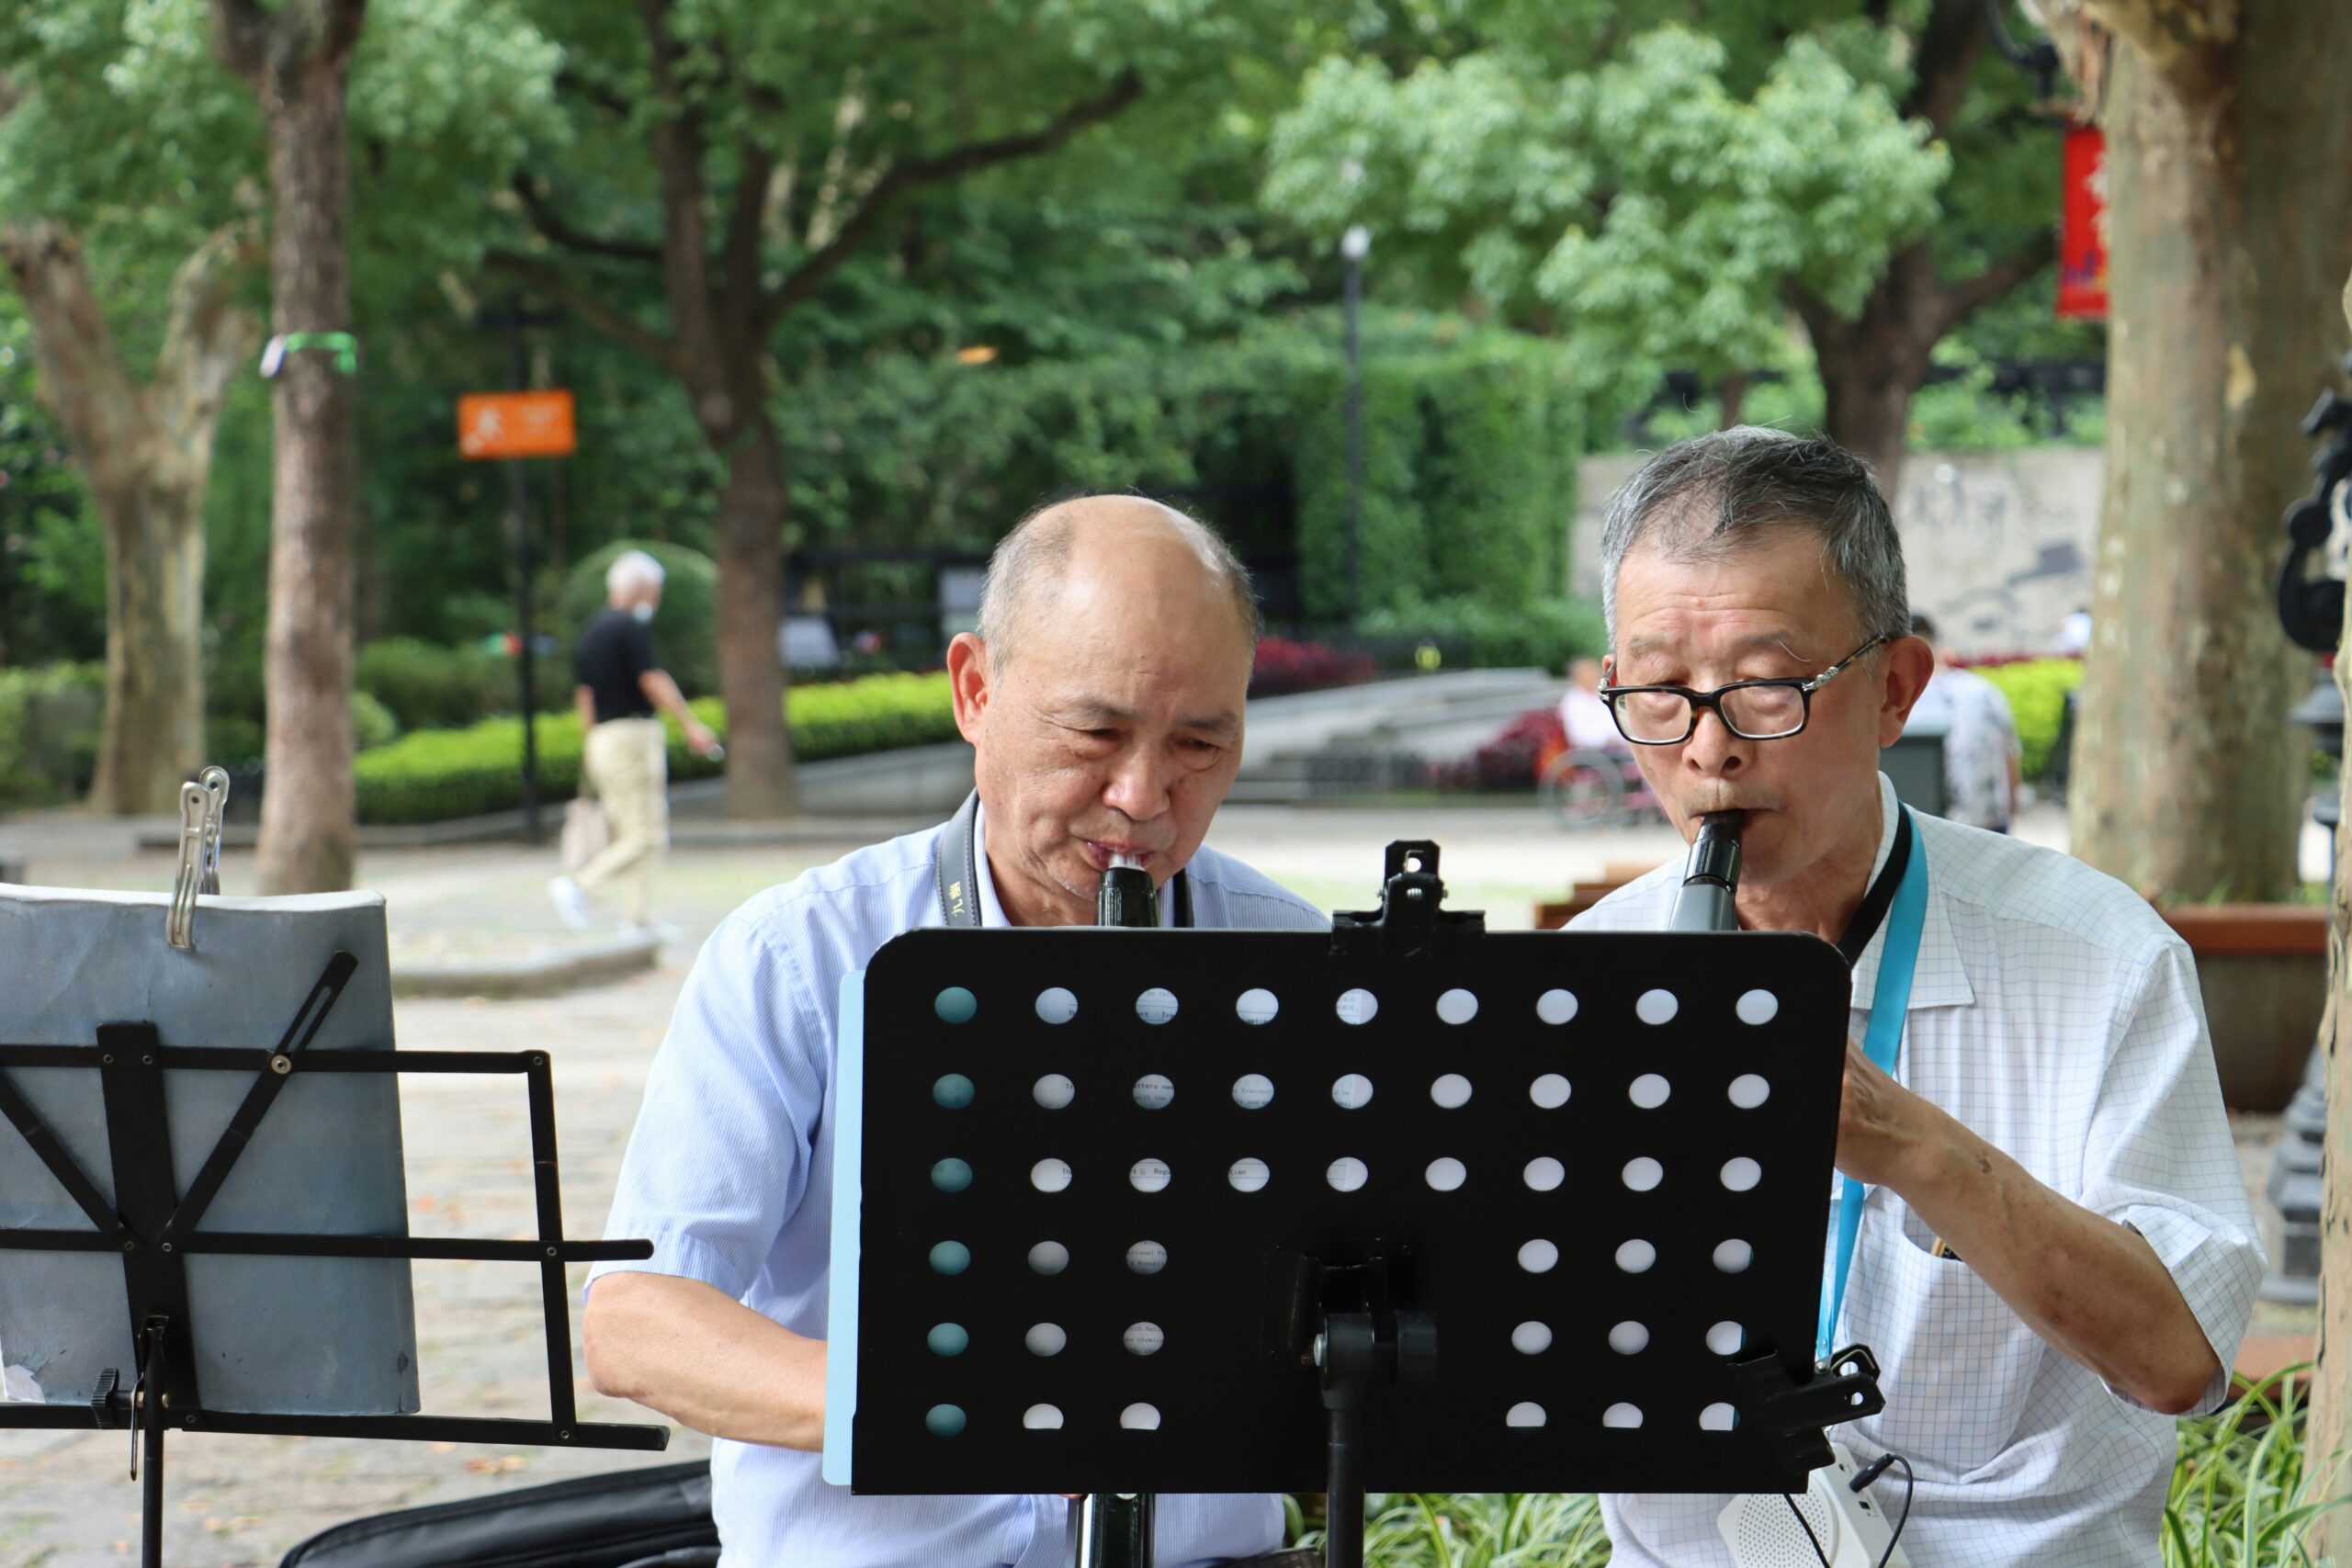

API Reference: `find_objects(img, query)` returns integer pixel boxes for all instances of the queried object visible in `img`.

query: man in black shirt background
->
[550,548,720,935]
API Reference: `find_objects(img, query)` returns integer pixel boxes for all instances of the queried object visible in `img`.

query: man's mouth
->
[1080,839,1158,873]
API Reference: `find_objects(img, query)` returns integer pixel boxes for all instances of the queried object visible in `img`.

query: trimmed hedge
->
[1973,657,2082,783]
[356,637,502,732]
[1359,594,1606,673]
[0,660,103,808]
[353,671,956,824]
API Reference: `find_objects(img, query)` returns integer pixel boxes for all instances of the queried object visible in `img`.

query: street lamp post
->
[1341,224,1371,626]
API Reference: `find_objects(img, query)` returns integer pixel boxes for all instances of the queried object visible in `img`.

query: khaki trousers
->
[576,717,668,925]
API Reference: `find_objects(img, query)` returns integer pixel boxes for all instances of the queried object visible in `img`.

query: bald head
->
[974,495,1261,668]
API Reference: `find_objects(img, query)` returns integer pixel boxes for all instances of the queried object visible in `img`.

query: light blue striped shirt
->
[592,807,1328,1568]
[1577,775,2264,1568]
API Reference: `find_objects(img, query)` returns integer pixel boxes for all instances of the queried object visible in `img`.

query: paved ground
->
[0,799,2316,1565]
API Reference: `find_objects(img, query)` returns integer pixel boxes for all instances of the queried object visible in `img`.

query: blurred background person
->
[1906,612,2022,832]
[549,549,721,936]
[1558,655,1627,755]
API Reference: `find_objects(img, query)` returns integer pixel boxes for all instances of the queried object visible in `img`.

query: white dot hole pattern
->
[1536,988,1578,1025]
[1124,1322,1165,1356]
[1228,1157,1271,1192]
[1236,987,1280,1024]
[1616,1238,1657,1273]
[1430,1073,1473,1109]
[1031,1159,1072,1193]
[1035,987,1078,1024]
[1622,1156,1663,1192]
[1713,1238,1754,1273]
[1728,1074,1771,1110]
[1327,1156,1370,1192]
[1519,1238,1560,1273]
[1736,988,1780,1025]
[1628,1073,1671,1110]
[1506,1402,1547,1428]
[1130,1158,1171,1194]
[1120,1404,1161,1431]
[1336,987,1379,1025]
[1707,1322,1746,1356]
[1721,1157,1763,1192]
[1332,1073,1374,1110]
[1608,1321,1649,1356]
[1028,1242,1069,1275]
[1132,1074,1174,1111]
[1232,1074,1274,1110]
[1701,1403,1737,1431]
[1635,988,1679,1025]
[1426,1157,1467,1192]
[1530,1074,1571,1110]
[1604,1404,1645,1429]
[1524,1157,1565,1192]
[1436,987,1479,1024]
[1033,1075,1075,1111]
[1026,1324,1067,1357]
[1126,1240,1168,1274]
[1511,1322,1553,1355]
[1023,1404,1064,1429]
[1136,987,1179,1025]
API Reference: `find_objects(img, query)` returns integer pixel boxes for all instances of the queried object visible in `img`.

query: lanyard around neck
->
[1815,807,1928,1362]
[933,792,1193,929]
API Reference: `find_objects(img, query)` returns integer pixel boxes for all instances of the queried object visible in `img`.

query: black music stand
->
[0,946,667,1568]
[824,843,1884,1568]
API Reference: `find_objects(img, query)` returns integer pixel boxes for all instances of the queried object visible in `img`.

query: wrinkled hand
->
[1835,1038,1938,1189]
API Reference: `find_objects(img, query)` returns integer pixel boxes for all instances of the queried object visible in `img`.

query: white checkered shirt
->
[1573,774,2263,1567]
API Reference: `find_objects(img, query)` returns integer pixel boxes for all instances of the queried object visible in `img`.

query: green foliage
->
[0,299,101,668]
[350,690,401,751]
[1974,657,2081,783]
[558,541,723,699]
[2164,1368,2352,1568]
[0,660,103,807]
[355,637,503,732]
[1297,1493,1610,1568]
[351,671,957,823]
[1359,594,1606,672]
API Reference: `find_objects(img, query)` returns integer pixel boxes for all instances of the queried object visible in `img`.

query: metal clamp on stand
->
[166,766,232,951]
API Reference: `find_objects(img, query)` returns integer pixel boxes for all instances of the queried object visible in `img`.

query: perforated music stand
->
[0,887,667,1568]
[824,843,1886,1567]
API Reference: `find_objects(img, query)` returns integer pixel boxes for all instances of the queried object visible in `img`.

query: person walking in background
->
[1558,655,1627,755]
[549,549,721,936]
[1906,612,2021,831]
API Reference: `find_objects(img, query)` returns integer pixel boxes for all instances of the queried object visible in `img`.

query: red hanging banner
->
[2057,126,2109,321]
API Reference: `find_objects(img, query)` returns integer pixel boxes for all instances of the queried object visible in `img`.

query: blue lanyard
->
[1815,808,1928,1362]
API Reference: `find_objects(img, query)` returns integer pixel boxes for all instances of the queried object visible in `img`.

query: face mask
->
[631,602,657,624]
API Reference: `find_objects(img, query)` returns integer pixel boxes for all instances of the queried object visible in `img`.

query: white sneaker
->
[547,875,593,931]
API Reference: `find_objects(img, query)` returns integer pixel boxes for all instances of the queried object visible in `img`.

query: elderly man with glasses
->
[1573,428,2258,1567]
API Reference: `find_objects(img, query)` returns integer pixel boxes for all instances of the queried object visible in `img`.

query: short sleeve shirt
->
[576,607,659,725]
[1573,775,2262,1568]
[591,807,1330,1568]
[1907,666,2021,831]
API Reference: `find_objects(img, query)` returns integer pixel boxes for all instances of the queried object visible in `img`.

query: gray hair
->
[606,548,666,596]
[976,494,1262,663]
[1599,426,1908,646]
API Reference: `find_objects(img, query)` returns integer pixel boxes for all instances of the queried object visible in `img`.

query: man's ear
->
[1878,634,1937,745]
[947,633,991,744]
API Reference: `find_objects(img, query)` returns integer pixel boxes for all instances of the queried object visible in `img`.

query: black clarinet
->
[1667,811,1747,932]
[1072,854,1157,1568]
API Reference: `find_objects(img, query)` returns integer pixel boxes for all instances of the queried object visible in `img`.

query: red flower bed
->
[1250,637,1379,699]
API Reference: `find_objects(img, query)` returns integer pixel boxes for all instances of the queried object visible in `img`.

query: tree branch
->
[153,223,264,451]
[1901,0,1989,134]
[2073,0,2233,97]
[1935,228,2059,331]
[0,220,141,460]
[758,69,1144,334]
[323,0,368,71]
[555,64,636,122]
[511,175,662,262]
[720,138,775,332]
[483,249,683,375]
[207,0,271,85]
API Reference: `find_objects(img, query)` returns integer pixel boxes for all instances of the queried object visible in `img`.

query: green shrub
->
[1973,657,2082,782]
[351,691,401,751]
[1359,596,1606,673]
[0,660,104,808]
[353,671,957,824]
[356,637,503,732]
[558,541,722,698]
[207,715,266,767]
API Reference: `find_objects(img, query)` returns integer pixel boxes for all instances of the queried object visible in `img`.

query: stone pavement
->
[0,800,2313,1565]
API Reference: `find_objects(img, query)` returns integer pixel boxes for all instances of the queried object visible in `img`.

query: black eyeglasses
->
[1599,635,1889,746]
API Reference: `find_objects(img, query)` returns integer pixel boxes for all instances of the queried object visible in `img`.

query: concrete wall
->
[1574,446,2105,656]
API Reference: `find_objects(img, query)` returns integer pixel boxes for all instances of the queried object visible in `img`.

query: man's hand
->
[1833,1037,1942,1188]
[686,719,721,759]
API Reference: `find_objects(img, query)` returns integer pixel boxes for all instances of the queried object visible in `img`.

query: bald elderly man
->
[583,496,1325,1568]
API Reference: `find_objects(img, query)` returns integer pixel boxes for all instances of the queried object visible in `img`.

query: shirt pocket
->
[1838,1195,2042,1480]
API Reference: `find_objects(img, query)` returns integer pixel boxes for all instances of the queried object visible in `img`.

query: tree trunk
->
[714,416,796,817]
[1814,328,1922,501]
[2065,0,2352,902]
[0,221,256,815]
[225,9,367,895]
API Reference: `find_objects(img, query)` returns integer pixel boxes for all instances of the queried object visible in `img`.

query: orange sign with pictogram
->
[458,390,577,459]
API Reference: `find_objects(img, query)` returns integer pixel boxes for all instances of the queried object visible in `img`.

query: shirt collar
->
[1849,772,1974,1012]
[969,801,1177,928]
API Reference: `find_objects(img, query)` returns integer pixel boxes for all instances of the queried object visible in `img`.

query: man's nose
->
[1102,747,1174,822]
[1680,705,1749,774]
